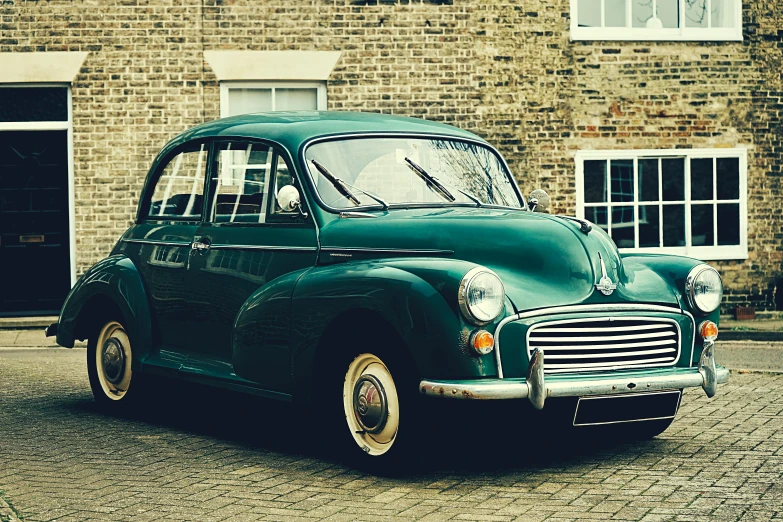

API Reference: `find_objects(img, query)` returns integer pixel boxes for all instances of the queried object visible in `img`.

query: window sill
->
[570,28,743,42]
[619,245,748,261]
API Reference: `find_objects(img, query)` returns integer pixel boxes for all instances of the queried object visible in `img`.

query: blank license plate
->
[573,390,682,426]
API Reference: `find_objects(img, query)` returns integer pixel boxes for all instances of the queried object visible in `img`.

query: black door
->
[0,130,71,315]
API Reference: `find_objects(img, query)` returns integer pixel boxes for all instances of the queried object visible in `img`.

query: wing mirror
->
[528,189,550,213]
[276,185,308,218]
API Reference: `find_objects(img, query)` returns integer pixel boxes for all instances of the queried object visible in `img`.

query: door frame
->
[0,83,76,288]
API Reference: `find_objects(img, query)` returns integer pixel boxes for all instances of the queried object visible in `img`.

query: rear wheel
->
[87,320,139,407]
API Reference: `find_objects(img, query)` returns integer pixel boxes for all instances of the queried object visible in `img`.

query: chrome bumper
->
[420,340,728,409]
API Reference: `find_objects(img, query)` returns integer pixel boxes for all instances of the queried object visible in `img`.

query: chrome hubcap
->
[353,375,388,433]
[102,338,125,384]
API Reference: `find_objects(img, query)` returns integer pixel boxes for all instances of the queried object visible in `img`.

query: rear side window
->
[148,144,208,219]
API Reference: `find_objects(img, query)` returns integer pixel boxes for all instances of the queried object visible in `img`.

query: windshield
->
[304,137,523,210]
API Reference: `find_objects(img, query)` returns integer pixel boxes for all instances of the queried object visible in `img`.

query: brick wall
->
[0,0,780,311]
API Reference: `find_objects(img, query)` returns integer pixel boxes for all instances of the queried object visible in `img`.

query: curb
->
[718,331,783,342]
[0,316,56,330]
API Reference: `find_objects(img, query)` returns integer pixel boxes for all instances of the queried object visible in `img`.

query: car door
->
[122,141,209,355]
[185,139,317,390]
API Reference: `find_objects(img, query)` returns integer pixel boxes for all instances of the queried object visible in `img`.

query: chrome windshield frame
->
[299,132,527,215]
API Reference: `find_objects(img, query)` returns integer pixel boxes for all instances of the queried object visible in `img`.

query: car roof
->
[165,111,487,156]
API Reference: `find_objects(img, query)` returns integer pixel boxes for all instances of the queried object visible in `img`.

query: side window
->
[268,152,298,219]
[211,142,273,223]
[148,144,208,219]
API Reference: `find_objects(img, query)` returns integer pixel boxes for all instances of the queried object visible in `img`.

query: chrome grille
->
[527,317,680,374]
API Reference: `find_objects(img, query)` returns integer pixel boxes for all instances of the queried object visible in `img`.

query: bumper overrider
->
[420,340,728,410]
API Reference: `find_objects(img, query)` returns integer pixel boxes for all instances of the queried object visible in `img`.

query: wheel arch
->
[290,259,496,404]
[314,307,411,371]
[56,255,155,368]
[72,294,124,342]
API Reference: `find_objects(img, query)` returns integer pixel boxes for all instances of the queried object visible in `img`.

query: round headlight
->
[685,265,723,314]
[458,267,505,325]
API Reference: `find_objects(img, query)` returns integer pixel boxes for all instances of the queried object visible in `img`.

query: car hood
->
[317,207,682,312]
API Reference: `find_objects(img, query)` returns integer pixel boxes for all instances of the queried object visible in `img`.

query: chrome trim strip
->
[493,303,685,379]
[545,356,676,370]
[528,330,676,343]
[531,339,676,351]
[208,244,318,252]
[684,309,696,365]
[536,323,671,333]
[419,365,729,401]
[545,348,677,360]
[321,247,454,256]
[525,316,681,374]
[339,211,378,219]
[121,238,191,248]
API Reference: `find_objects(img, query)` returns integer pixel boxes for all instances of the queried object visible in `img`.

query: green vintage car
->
[48,111,727,467]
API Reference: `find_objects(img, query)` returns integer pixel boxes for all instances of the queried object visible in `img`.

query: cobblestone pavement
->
[0,348,781,522]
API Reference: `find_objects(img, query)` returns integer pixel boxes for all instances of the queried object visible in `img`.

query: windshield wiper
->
[438,180,483,207]
[310,159,360,206]
[311,159,389,210]
[404,158,456,203]
[339,179,389,210]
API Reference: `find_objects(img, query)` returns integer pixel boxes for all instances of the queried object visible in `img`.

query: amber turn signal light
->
[699,320,719,341]
[470,330,495,355]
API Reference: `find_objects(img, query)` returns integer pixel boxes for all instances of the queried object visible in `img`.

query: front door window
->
[211,142,274,223]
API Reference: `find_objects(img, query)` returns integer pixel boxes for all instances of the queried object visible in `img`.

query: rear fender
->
[56,255,154,368]
[232,268,311,392]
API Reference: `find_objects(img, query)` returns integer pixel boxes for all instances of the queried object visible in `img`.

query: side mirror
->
[528,188,550,213]
[276,185,307,218]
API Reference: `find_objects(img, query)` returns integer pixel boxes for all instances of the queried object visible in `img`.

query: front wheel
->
[342,353,402,457]
[324,350,420,473]
[87,320,138,407]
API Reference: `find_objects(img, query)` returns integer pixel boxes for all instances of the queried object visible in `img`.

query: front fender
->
[291,258,509,402]
[56,255,154,367]
[622,253,721,362]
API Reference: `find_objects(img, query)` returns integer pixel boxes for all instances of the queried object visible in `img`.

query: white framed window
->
[0,83,77,290]
[575,148,748,260]
[219,82,327,118]
[570,0,742,41]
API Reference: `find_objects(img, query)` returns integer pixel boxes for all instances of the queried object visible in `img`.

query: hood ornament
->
[595,252,617,296]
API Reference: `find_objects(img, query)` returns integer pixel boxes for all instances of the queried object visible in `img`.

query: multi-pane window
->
[571,0,742,40]
[576,149,747,260]
[148,145,208,220]
[220,82,326,117]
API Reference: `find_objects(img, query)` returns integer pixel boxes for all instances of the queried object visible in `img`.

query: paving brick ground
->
[0,347,781,521]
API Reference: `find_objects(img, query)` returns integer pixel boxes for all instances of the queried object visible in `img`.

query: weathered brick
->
[0,0,780,310]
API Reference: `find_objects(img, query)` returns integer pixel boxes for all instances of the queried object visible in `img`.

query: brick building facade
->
[0,0,780,314]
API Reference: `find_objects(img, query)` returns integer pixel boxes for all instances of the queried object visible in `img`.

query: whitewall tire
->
[342,353,400,457]
[88,320,135,405]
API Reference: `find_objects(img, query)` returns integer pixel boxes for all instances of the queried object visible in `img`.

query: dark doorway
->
[0,130,71,315]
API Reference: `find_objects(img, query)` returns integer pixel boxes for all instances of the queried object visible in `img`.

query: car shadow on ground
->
[72,378,673,477]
